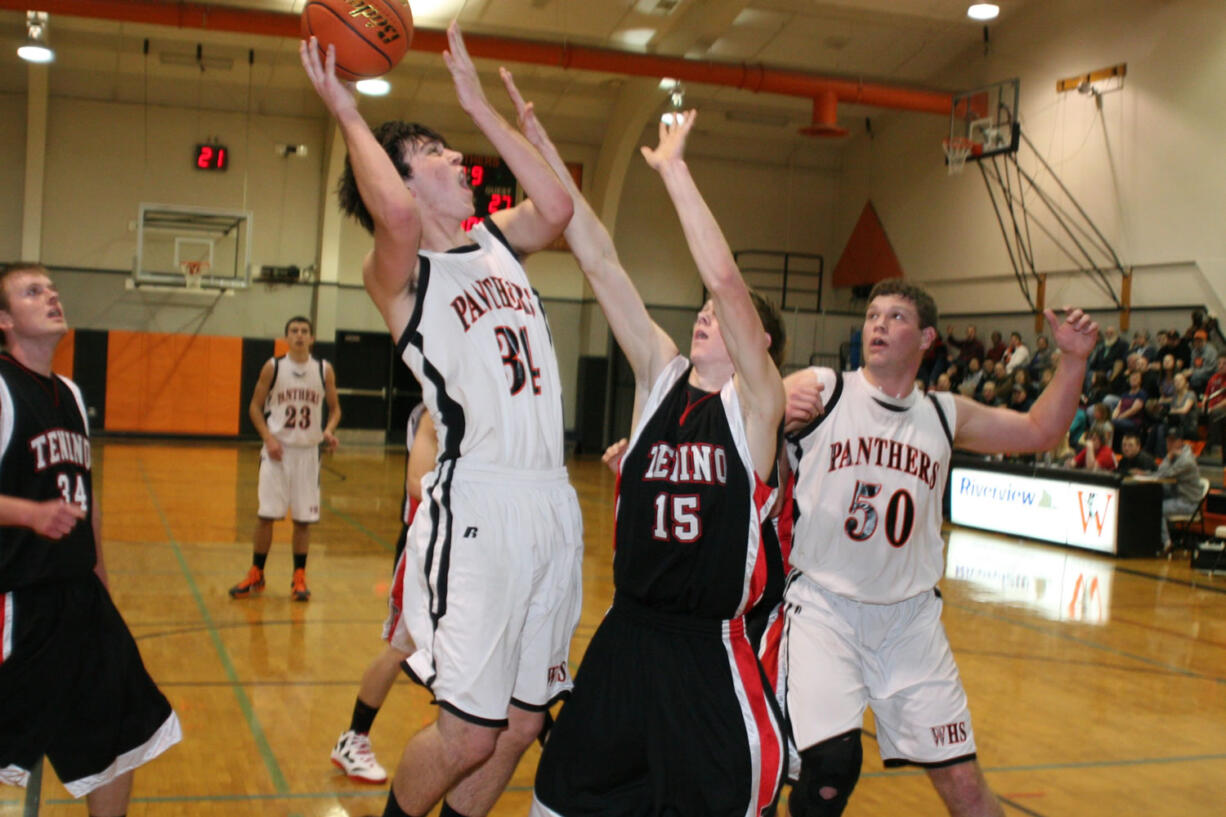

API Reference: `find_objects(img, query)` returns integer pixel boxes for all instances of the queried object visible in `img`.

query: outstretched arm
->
[499,70,676,397]
[642,111,784,471]
[300,39,419,334]
[955,308,1098,453]
[443,22,572,254]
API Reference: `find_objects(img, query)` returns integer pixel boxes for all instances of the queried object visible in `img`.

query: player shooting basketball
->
[302,20,581,817]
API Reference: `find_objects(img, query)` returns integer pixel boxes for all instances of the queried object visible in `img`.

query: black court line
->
[945,599,1226,684]
[1114,565,1226,595]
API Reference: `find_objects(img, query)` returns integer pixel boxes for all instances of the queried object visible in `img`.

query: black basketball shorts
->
[532,595,785,817]
[0,575,180,797]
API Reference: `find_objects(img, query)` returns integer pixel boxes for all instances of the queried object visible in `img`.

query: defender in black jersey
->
[505,88,788,817]
[0,262,180,812]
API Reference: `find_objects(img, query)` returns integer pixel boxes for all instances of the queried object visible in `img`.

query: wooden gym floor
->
[2,439,1224,816]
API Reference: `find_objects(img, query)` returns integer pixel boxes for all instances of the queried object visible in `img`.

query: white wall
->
[39,97,326,276]
[834,0,1226,324]
[0,92,26,261]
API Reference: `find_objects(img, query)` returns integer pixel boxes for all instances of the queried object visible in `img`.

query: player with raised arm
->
[502,74,787,817]
[302,22,581,817]
[781,279,1096,817]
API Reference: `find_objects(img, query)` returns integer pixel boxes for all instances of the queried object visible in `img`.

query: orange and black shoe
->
[229,565,265,598]
[290,568,311,602]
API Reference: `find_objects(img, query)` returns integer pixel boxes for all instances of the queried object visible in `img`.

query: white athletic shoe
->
[330,730,388,784]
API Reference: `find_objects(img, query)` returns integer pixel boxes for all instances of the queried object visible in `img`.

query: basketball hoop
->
[942,137,981,175]
[179,260,210,289]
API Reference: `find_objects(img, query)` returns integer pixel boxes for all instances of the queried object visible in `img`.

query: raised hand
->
[442,20,491,115]
[640,109,696,171]
[1045,307,1098,361]
[500,68,549,150]
[299,38,358,118]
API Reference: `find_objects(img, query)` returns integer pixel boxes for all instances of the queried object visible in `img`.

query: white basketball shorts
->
[782,573,977,766]
[394,460,583,726]
[257,444,320,523]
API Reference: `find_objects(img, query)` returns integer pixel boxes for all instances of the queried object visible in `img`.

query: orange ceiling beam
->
[0,0,952,116]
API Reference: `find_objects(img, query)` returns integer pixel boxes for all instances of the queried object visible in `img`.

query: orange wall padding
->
[274,338,289,357]
[52,329,74,378]
[832,200,905,288]
[105,331,243,435]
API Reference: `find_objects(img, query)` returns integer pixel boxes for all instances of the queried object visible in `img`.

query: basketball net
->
[942,137,977,175]
[180,260,210,290]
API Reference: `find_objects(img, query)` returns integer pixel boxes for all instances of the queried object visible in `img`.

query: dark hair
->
[337,121,450,234]
[284,315,313,335]
[748,289,786,367]
[1010,331,1022,342]
[1121,431,1142,443]
[866,279,938,330]
[0,261,47,312]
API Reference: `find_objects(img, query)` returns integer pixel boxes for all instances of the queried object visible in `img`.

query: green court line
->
[137,462,290,795]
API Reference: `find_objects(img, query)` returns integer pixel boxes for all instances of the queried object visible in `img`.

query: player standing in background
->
[302,21,582,817]
[781,279,1096,817]
[0,261,181,814]
[230,315,340,601]
[500,75,787,816]
[331,406,436,784]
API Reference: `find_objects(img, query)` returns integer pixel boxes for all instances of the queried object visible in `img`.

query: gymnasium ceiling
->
[0,0,1030,158]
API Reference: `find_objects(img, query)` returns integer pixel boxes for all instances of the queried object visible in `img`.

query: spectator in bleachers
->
[1187,330,1218,390]
[991,359,1011,394]
[1007,383,1033,412]
[1116,431,1156,475]
[1088,325,1129,384]
[1083,402,1114,451]
[1154,354,1178,402]
[1027,335,1052,379]
[1003,331,1030,374]
[932,372,952,393]
[1167,373,1199,439]
[1012,367,1036,400]
[1202,357,1226,461]
[1067,428,1116,471]
[919,330,947,385]
[1157,430,1203,555]
[1110,370,1147,441]
[1129,329,1158,363]
[985,330,1007,363]
[946,323,984,364]
[978,379,1000,407]
[958,356,984,397]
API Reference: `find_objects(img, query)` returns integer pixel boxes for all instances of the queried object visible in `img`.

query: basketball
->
[301,0,413,82]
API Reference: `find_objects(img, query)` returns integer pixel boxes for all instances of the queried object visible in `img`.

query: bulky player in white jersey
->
[301,22,578,817]
[229,315,340,602]
[782,280,1097,817]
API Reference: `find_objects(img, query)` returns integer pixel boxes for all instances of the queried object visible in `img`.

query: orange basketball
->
[301,0,413,82]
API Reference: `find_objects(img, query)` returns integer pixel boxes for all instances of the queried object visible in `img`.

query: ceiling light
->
[18,11,54,64]
[355,78,390,96]
[967,4,1000,21]
[658,77,679,91]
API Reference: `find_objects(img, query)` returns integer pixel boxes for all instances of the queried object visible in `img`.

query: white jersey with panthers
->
[789,368,956,604]
[396,220,564,470]
[263,355,328,448]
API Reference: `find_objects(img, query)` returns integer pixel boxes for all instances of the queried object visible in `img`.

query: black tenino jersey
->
[0,355,94,591]
[615,357,776,619]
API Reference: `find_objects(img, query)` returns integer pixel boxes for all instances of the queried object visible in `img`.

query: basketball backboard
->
[947,78,1020,165]
[132,203,252,290]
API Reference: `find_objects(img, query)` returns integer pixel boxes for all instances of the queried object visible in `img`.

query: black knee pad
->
[789,730,862,817]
